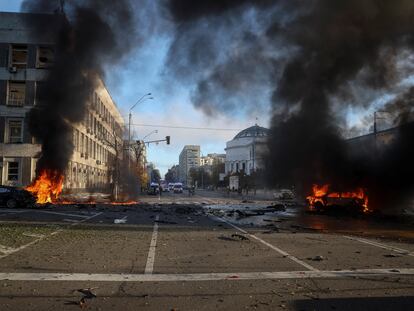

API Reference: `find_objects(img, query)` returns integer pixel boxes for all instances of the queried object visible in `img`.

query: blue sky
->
[0,0,269,176]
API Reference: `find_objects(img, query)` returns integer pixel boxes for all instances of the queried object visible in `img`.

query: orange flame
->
[26,170,64,204]
[307,184,369,213]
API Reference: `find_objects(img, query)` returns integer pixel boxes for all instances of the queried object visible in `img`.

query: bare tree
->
[101,129,122,201]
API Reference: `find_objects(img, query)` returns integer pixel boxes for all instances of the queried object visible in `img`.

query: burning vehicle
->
[306,184,370,214]
[0,186,36,208]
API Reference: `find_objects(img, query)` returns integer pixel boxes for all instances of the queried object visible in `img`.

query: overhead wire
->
[129,123,242,131]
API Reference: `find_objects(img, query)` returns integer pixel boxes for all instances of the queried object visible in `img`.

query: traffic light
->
[166,136,170,145]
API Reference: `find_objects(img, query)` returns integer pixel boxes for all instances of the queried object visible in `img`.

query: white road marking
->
[213,216,318,271]
[0,268,412,282]
[0,244,16,254]
[0,212,102,260]
[145,214,159,275]
[34,210,94,218]
[22,233,45,238]
[114,216,128,224]
[344,235,414,256]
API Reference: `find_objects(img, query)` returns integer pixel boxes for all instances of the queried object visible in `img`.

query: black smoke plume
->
[21,0,134,182]
[166,0,414,212]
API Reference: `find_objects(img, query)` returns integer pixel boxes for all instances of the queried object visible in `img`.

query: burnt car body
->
[0,186,36,208]
[309,197,367,214]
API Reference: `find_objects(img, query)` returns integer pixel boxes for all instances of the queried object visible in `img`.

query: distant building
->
[0,12,124,191]
[225,125,269,176]
[179,145,200,185]
[200,153,226,174]
[200,153,226,166]
[165,164,179,183]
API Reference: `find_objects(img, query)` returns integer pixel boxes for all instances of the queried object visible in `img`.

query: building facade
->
[225,125,269,176]
[200,153,226,174]
[179,145,200,185]
[0,12,124,191]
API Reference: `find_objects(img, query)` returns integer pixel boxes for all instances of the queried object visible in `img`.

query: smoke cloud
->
[166,0,414,212]
[21,0,135,180]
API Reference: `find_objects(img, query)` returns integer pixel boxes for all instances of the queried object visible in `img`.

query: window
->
[7,162,19,181]
[85,136,89,155]
[7,120,23,143]
[10,45,27,68]
[73,129,80,151]
[7,82,25,106]
[36,46,54,68]
[80,133,84,153]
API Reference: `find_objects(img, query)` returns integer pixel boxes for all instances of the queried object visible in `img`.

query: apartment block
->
[0,12,124,191]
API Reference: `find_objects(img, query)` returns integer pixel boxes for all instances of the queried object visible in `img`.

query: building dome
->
[233,125,270,139]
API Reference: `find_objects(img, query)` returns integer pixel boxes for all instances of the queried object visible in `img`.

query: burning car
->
[0,186,36,208]
[307,184,369,214]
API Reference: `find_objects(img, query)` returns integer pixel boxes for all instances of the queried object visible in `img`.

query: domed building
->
[225,125,269,176]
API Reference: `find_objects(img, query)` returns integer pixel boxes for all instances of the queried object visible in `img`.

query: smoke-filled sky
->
[0,0,266,176]
[1,0,412,178]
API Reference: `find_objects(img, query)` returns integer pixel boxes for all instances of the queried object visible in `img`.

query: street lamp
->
[142,130,158,142]
[128,93,153,167]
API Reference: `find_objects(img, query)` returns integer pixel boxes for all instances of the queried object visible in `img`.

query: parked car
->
[0,186,36,208]
[147,183,160,195]
[168,183,175,192]
[173,183,183,193]
[161,182,169,192]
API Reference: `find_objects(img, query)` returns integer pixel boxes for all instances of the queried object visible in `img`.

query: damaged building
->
[0,12,124,192]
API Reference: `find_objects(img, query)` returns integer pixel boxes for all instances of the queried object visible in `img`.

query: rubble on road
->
[307,255,325,261]
[262,224,280,233]
[231,233,249,241]
[218,233,249,241]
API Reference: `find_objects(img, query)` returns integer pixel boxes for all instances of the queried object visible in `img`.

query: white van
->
[173,183,183,193]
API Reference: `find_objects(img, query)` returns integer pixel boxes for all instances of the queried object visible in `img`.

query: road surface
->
[0,191,413,310]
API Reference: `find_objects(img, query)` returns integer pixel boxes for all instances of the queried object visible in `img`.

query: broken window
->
[10,45,27,69]
[7,162,19,181]
[7,81,25,106]
[36,46,54,68]
[7,120,23,143]
[80,133,84,154]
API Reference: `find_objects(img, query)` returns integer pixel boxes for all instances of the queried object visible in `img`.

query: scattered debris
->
[307,255,325,261]
[218,234,249,242]
[155,220,177,224]
[77,288,97,299]
[231,233,249,241]
[235,210,264,218]
[72,287,98,309]
[384,254,402,258]
[266,204,286,211]
[241,200,254,203]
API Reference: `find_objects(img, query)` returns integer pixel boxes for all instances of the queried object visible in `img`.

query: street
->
[0,191,413,310]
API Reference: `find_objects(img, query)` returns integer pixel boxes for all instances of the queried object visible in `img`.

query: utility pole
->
[128,93,152,169]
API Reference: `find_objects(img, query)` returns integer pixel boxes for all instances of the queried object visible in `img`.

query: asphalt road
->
[0,192,413,310]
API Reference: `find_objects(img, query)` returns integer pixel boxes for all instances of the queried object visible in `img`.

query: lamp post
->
[142,130,158,143]
[128,93,153,167]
